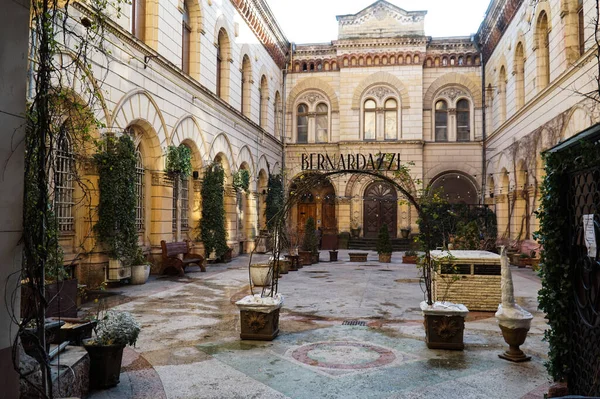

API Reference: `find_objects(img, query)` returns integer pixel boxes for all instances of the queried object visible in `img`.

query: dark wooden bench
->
[160,240,206,276]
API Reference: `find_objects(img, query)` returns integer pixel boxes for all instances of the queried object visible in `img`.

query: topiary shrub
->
[376,224,393,255]
[301,217,318,255]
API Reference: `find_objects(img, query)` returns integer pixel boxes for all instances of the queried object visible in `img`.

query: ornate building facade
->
[284,1,484,243]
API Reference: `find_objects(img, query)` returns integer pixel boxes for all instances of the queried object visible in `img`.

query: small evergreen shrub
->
[376,224,393,254]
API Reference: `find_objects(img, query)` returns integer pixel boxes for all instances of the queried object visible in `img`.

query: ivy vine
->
[536,140,600,382]
[265,173,283,229]
[165,145,192,179]
[93,135,138,264]
[233,169,250,192]
[199,163,229,258]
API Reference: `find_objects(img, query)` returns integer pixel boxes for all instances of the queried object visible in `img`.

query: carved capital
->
[152,172,174,187]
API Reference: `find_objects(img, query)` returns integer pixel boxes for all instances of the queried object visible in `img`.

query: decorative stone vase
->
[329,250,338,262]
[421,301,469,350]
[236,294,283,341]
[378,253,392,263]
[400,229,410,239]
[130,264,150,285]
[250,263,272,287]
[83,340,126,389]
[496,304,533,362]
[298,251,312,266]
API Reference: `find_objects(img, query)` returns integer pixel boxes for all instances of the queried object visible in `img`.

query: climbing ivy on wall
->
[199,163,229,259]
[536,140,600,381]
[165,145,192,179]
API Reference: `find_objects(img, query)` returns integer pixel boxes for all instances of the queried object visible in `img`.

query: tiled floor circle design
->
[291,341,396,370]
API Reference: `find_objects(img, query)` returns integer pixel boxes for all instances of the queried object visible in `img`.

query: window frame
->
[296,103,309,143]
[456,98,471,142]
[434,100,448,142]
[54,129,75,233]
[315,102,329,143]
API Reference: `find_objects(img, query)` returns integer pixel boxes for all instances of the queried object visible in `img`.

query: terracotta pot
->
[379,253,392,263]
[130,264,150,285]
[402,256,418,264]
[83,340,125,389]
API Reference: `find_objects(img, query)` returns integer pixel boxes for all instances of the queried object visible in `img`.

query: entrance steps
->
[348,237,412,251]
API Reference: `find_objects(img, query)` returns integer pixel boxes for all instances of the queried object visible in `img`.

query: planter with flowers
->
[83,310,141,389]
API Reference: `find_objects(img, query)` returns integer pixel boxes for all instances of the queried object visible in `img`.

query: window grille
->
[135,148,145,231]
[172,178,178,230]
[54,133,75,232]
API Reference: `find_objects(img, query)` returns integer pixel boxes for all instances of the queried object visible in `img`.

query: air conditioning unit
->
[107,258,131,281]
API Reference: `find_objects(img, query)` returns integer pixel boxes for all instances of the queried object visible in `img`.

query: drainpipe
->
[474,36,487,205]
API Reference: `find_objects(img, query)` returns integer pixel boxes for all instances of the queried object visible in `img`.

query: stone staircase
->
[348,237,412,251]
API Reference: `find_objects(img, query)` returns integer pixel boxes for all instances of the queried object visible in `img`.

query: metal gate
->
[566,163,600,396]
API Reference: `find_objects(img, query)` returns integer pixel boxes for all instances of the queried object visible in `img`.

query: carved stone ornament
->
[433,317,461,339]
[299,92,325,105]
[246,312,267,332]
[440,88,467,101]
[366,86,394,101]
[151,172,173,187]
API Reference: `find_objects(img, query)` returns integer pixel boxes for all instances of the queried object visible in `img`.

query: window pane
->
[457,110,470,141]
[316,103,327,113]
[55,134,74,232]
[385,99,397,109]
[298,104,308,114]
[457,99,469,110]
[436,100,447,110]
[365,99,376,109]
[316,114,328,142]
[364,111,376,140]
[297,115,308,143]
[385,111,397,140]
[435,111,447,141]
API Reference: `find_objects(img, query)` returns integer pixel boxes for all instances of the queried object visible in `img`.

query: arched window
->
[536,12,550,89]
[297,103,308,143]
[363,99,376,140]
[216,29,230,99]
[181,1,191,74]
[241,55,251,117]
[132,0,145,41]
[515,42,525,110]
[499,66,507,122]
[274,91,282,139]
[54,130,74,232]
[456,99,470,141]
[435,100,448,141]
[259,75,268,128]
[578,0,584,55]
[384,98,397,140]
[315,103,328,143]
[135,146,145,231]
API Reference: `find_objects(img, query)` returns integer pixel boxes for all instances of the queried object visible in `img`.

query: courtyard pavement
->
[86,250,551,399]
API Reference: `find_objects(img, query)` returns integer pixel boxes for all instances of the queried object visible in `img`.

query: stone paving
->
[87,250,551,399]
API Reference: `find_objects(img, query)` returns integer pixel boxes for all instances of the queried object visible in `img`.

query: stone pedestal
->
[498,325,531,362]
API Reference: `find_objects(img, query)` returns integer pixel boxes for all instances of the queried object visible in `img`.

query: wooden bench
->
[160,240,206,276]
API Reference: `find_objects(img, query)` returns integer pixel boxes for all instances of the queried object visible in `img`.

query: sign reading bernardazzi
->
[301,153,402,171]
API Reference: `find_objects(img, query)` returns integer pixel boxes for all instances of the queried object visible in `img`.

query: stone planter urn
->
[236,294,283,341]
[250,263,272,287]
[400,228,410,239]
[130,264,150,285]
[495,247,533,362]
[421,301,469,350]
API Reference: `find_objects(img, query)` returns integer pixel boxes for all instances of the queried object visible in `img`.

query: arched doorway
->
[292,175,337,248]
[429,172,478,204]
[363,181,397,238]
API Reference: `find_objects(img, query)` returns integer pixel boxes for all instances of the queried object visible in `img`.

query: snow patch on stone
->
[235,294,284,313]
[420,301,469,317]
[495,303,533,329]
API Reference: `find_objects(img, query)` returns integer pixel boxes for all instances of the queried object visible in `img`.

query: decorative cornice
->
[477,0,525,60]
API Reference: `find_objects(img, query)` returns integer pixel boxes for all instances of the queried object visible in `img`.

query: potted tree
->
[83,310,141,389]
[300,217,318,265]
[377,224,393,263]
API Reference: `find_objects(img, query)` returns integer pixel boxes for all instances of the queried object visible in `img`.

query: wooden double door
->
[363,181,397,238]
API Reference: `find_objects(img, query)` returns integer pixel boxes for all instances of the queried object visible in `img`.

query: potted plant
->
[514,253,532,268]
[299,217,318,265]
[377,224,393,263]
[83,310,141,389]
[400,227,411,239]
[129,248,151,285]
[329,248,338,262]
[402,250,418,264]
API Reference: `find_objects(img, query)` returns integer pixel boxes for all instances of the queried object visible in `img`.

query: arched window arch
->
[259,75,268,129]
[297,103,308,143]
[384,98,397,140]
[216,28,230,100]
[181,0,191,74]
[315,103,328,143]
[456,99,470,142]
[363,99,376,140]
[241,55,251,117]
[134,145,145,231]
[435,100,448,142]
[515,42,525,110]
[274,91,282,139]
[54,128,74,232]
[536,12,550,89]
[498,65,507,123]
